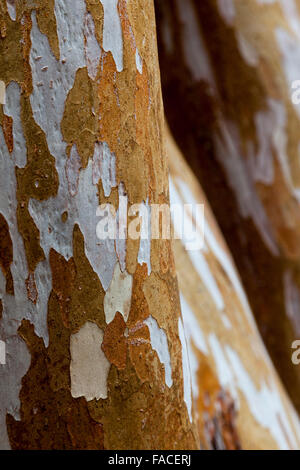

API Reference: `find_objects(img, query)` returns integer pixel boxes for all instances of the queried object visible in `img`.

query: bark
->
[0,0,299,451]
[0,0,198,450]
[155,0,300,412]
[167,126,300,450]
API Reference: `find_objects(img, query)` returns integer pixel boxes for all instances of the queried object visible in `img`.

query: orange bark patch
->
[102,311,127,369]
[127,264,150,327]
[61,67,97,168]
[196,351,241,450]
[65,399,104,450]
[16,96,58,272]
[127,322,151,383]
[97,52,121,151]
[2,114,13,153]
[0,10,29,91]
[7,319,104,450]
[50,249,76,328]
[0,212,14,295]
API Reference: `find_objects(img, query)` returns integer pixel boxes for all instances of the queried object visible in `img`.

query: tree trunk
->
[166,126,300,450]
[155,0,300,413]
[1,0,299,451]
[0,0,198,450]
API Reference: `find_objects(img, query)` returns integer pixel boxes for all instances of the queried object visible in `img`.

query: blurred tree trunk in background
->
[155,0,300,413]
[166,126,300,450]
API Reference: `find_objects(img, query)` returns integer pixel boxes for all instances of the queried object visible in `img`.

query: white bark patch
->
[66,144,82,197]
[247,102,275,185]
[0,81,6,105]
[180,295,208,354]
[137,200,152,275]
[269,102,295,195]
[175,0,215,83]
[248,103,274,184]
[99,0,123,72]
[70,321,110,401]
[284,270,300,336]
[180,294,207,399]
[104,263,133,324]
[169,177,224,310]
[208,332,300,449]
[190,251,224,310]
[217,0,236,25]
[215,121,279,256]
[135,48,143,74]
[84,12,101,80]
[205,219,255,325]
[30,3,85,151]
[0,334,31,450]
[236,32,259,67]
[30,159,117,291]
[225,345,299,450]
[279,0,300,40]
[276,27,300,118]
[92,141,117,197]
[0,125,50,339]
[0,341,5,365]
[248,100,296,199]
[0,126,52,453]
[221,313,232,329]
[176,178,258,330]
[6,0,16,21]
[34,260,53,336]
[178,317,193,422]
[29,8,117,291]
[0,0,116,448]
[260,0,300,41]
[208,334,238,403]
[144,316,173,388]
[116,183,127,273]
[3,81,27,168]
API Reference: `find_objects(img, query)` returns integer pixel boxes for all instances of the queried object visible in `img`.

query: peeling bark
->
[1,0,299,451]
[0,0,197,450]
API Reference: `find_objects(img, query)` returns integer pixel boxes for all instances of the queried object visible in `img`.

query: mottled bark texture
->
[167,127,300,450]
[155,0,300,413]
[1,0,299,451]
[0,0,199,449]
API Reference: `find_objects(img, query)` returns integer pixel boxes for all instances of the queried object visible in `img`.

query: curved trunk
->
[0,0,198,450]
[167,127,300,450]
[155,0,300,412]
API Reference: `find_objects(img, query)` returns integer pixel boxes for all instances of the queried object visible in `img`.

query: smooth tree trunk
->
[155,0,300,413]
[0,0,198,450]
[166,127,300,450]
